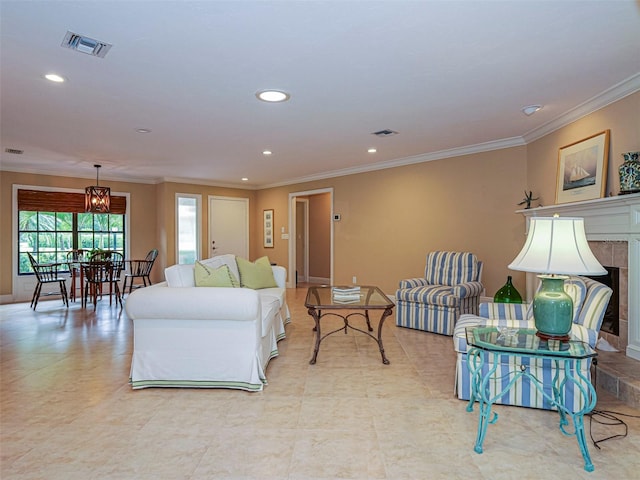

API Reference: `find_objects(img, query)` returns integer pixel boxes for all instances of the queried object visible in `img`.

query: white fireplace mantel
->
[518,193,640,361]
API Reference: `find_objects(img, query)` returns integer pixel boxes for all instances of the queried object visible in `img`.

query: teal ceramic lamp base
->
[533,275,573,341]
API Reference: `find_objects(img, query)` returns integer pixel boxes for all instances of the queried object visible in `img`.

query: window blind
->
[18,189,126,214]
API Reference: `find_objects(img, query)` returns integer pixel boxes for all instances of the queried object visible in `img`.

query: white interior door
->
[208,196,249,259]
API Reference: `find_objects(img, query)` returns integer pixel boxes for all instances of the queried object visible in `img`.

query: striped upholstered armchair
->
[453,276,612,411]
[395,251,484,336]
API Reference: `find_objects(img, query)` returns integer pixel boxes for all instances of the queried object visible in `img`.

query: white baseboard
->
[308,276,330,285]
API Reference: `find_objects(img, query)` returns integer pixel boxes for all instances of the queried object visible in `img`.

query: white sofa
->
[125,254,290,391]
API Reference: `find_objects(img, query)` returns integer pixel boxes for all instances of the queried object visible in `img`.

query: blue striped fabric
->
[424,251,479,286]
[576,278,613,332]
[398,278,429,289]
[480,302,531,321]
[455,350,593,411]
[396,252,482,336]
[453,275,612,411]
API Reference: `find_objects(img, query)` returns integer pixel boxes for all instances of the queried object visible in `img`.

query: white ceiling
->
[1,1,639,189]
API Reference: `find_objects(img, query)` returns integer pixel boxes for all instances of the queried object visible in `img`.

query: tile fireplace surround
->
[519,193,640,361]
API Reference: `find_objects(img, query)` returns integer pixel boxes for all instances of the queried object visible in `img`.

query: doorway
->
[288,188,333,288]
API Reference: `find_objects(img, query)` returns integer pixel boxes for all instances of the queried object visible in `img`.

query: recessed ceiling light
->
[522,105,542,116]
[136,128,151,133]
[241,177,249,182]
[368,148,377,153]
[256,90,290,103]
[263,150,272,155]
[45,73,65,83]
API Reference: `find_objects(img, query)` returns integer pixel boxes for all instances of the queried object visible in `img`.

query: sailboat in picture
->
[569,164,591,182]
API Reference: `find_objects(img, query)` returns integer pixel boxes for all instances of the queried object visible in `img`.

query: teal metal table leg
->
[467,348,500,455]
[556,358,596,472]
[466,348,481,413]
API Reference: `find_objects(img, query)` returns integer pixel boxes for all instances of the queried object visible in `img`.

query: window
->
[176,194,200,264]
[17,189,126,274]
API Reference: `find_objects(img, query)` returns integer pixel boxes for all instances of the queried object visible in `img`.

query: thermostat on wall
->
[333,214,341,221]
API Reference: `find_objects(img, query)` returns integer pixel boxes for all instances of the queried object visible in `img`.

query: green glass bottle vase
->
[494,275,523,303]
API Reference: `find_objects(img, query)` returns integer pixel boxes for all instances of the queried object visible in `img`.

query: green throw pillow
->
[194,261,239,287]
[236,256,278,289]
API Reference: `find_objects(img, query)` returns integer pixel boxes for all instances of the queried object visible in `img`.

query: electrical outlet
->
[352,276,357,284]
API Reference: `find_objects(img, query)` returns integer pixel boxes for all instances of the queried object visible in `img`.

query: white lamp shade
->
[508,216,606,275]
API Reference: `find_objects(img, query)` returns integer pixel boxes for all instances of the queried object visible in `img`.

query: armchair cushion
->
[565,277,588,323]
[398,277,430,289]
[396,281,483,307]
[424,251,479,286]
[480,302,531,321]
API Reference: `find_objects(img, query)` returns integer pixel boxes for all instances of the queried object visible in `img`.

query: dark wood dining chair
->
[66,249,88,302]
[123,249,158,295]
[27,252,69,310]
[84,251,125,309]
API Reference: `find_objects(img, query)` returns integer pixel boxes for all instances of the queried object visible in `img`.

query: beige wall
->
[253,146,527,295]
[2,92,638,300]
[251,186,289,266]
[527,91,640,205]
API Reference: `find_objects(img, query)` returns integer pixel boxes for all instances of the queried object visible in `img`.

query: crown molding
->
[0,165,160,185]
[160,176,257,190]
[260,137,526,189]
[522,73,640,144]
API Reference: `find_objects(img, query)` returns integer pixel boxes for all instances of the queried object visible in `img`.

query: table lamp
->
[508,215,606,340]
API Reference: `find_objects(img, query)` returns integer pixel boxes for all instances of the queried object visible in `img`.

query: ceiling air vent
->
[61,31,112,58]
[372,129,398,137]
[5,148,24,154]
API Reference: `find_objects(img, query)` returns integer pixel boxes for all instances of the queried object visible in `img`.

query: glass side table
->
[465,326,598,472]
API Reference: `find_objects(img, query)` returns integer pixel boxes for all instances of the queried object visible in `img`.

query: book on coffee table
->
[332,286,361,301]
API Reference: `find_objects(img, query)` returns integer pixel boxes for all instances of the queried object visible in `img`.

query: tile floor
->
[1,287,639,479]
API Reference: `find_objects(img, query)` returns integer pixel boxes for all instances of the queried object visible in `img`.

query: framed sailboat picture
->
[555,130,609,204]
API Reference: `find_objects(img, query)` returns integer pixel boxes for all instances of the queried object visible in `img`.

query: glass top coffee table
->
[304,285,395,365]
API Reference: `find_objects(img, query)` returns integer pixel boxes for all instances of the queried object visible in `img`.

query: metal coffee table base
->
[307,307,393,365]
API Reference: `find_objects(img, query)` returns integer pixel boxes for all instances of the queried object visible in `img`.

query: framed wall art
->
[555,130,610,204]
[263,209,274,248]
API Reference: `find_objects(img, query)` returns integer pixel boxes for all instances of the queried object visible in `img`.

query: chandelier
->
[85,164,110,213]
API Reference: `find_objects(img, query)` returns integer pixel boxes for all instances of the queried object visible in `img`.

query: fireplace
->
[519,193,640,361]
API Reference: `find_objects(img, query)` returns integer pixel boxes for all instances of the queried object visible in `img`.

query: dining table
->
[67,258,121,307]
